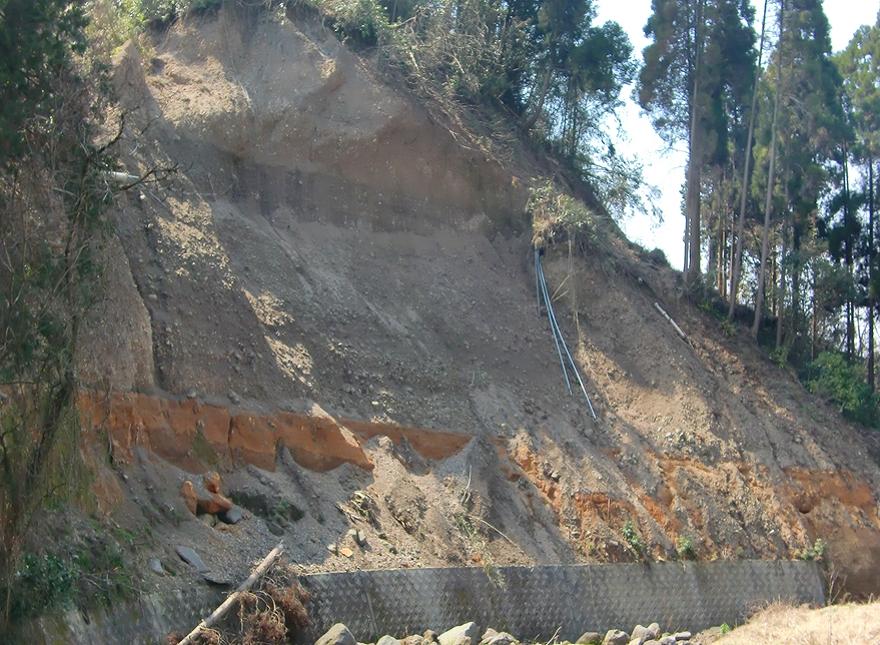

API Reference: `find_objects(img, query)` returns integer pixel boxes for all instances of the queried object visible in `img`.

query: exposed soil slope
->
[76,4,880,598]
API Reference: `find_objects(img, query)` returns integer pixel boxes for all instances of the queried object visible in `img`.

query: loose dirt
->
[72,4,880,600]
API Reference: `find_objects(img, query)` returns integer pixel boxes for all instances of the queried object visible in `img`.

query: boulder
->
[204,470,222,493]
[630,624,660,645]
[147,557,166,576]
[658,637,677,645]
[439,622,480,645]
[603,631,629,645]
[180,479,233,516]
[219,505,244,524]
[175,545,208,572]
[377,636,401,645]
[672,633,691,642]
[316,624,356,645]
[480,629,499,644]
[577,633,602,645]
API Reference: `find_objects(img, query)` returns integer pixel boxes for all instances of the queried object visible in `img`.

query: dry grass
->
[703,601,880,644]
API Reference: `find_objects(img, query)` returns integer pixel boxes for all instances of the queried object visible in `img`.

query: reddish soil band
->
[77,391,472,473]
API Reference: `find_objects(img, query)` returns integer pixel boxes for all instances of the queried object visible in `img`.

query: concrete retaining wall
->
[298,561,825,642]
[18,560,823,644]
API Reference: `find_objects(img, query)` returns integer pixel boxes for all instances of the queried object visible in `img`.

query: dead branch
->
[654,302,688,342]
[177,542,285,645]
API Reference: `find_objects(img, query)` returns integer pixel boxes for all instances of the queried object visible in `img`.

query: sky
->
[593,0,880,270]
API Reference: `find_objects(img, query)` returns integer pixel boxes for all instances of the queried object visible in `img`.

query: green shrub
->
[310,0,391,46]
[9,554,78,619]
[797,538,826,562]
[622,520,644,557]
[770,345,789,369]
[644,247,669,267]
[528,181,598,247]
[676,535,696,560]
[720,319,736,338]
[804,352,878,427]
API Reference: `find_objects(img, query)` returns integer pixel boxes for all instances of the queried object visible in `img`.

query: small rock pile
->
[315,621,695,645]
[179,470,246,527]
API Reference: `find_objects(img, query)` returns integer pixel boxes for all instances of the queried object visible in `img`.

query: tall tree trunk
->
[843,144,855,358]
[811,270,818,360]
[752,1,784,339]
[523,64,554,131]
[685,0,705,286]
[776,225,787,348]
[729,0,769,319]
[869,158,876,390]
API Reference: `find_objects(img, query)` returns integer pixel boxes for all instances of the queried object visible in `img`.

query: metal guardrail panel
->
[298,561,824,643]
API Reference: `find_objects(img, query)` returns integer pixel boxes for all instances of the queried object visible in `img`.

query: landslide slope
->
[77,4,880,596]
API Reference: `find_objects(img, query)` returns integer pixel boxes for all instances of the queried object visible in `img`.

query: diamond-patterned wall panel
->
[297,561,824,643]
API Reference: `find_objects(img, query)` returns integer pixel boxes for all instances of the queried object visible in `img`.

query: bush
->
[315,0,390,46]
[621,520,644,557]
[797,538,826,562]
[528,181,597,247]
[8,553,78,620]
[676,535,696,560]
[804,352,878,427]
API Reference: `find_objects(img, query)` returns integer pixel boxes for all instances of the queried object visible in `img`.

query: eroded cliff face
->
[75,4,880,596]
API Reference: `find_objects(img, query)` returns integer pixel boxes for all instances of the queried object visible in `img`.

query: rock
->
[672,633,691,642]
[228,390,241,405]
[203,471,222,494]
[197,513,217,527]
[630,626,648,643]
[344,527,367,546]
[180,480,199,515]
[219,505,244,525]
[631,624,660,645]
[377,637,401,645]
[202,569,234,586]
[486,633,516,645]
[339,546,354,558]
[147,557,166,576]
[577,633,602,645]
[327,542,339,555]
[603,630,629,645]
[180,479,233,516]
[175,545,208,573]
[402,637,424,645]
[439,622,480,645]
[480,629,499,644]
[424,630,439,643]
[316,624,356,645]
[658,637,677,645]
[641,641,661,645]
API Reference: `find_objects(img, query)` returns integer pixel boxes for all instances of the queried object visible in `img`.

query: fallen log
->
[654,302,688,342]
[177,542,285,645]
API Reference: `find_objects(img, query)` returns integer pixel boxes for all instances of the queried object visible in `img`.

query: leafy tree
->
[837,20,880,387]
[0,0,88,163]
[638,0,755,286]
[0,0,122,629]
[752,0,847,342]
